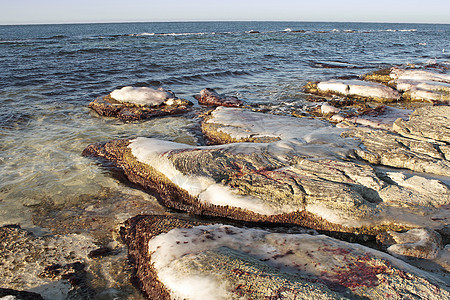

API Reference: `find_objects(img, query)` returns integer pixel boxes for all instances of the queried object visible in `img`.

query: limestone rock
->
[382,228,443,259]
[121,215,450,300]
[390,79,450,103]
[88,87,192,121]
[319,103,412,130]
[393,106,450,143]
[194,88,243,107]
[343,127,450,176]
[84,107,450,233]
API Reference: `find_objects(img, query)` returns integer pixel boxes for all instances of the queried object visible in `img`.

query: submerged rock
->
[0,225,97,299]
[88,87,192,121]
[0,288,44,300]
[83,108,450,234]
[315,103,412,130]
[194,88,243,107]
[121,215,450,300]
[304,80,401,103]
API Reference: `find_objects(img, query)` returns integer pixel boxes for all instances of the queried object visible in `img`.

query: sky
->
[1,0,449,25]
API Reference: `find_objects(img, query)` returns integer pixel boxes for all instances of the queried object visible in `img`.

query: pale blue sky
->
[1,0,449,25]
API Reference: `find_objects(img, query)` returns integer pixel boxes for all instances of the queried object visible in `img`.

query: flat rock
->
[121,215,450,300]
[194,88,243,107]
[83,109,450,233]
[393,106,450,143]
[304,80,401,103]
[88,87,192,121]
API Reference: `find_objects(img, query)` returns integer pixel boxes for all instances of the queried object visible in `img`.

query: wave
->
[163,70,253,84]
[308,60,363,69]
[56,48,120,56]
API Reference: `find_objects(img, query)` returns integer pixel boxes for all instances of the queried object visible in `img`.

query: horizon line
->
[1,20,449,26]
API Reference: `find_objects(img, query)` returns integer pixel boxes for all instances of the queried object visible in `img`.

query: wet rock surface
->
[0,222,145,300]
[88,87,193,121]
[343,127,450,176]
[194,88,243,107]
[121,215,450,300]
[0,225,96,299]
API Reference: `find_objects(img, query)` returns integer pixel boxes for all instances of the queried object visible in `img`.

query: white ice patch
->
[156,269,230,300]
[110,86,174,106]
[198,184,282,215]
[206,106,335,140]
[321,103,341,114]
[128,137,215,196]
[205,107,358,160]
[317,79,401,100]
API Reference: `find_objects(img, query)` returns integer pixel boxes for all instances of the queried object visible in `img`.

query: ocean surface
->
[1,21,449,298]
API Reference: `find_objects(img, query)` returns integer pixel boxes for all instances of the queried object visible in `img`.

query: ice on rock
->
[110,86,175,106]
[316,79,401,101]
[146,223,450,300]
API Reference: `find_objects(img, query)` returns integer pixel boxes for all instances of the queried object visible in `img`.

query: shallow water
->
[1,21,449,298]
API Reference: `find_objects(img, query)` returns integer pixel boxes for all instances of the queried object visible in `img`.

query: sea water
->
[1,21,449,298]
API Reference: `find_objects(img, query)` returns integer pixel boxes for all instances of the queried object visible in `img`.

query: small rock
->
[88,87,193,121]
[194,88,243,107]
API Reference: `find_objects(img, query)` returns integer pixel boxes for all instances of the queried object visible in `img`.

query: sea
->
[1,21,449,298]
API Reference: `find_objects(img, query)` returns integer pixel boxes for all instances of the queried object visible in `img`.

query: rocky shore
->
[3,66,449,299]
[82,67,449,299]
